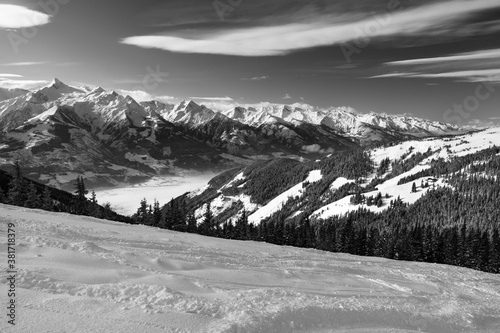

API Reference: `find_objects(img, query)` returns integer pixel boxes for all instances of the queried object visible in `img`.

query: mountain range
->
[0,78,460,190]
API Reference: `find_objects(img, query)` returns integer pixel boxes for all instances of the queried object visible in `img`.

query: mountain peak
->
[50,78,66,89]
[88,86,105,95]
[175,100,201,112]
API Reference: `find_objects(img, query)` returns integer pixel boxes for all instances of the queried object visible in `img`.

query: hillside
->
[1,204,500,332]
[156,127,500,273]
[0,79,460,190]
[181,127,500,226]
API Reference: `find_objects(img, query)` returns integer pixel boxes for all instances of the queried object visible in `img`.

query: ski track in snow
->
[1,204,500,332]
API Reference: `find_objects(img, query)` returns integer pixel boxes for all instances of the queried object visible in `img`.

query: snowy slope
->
[312,127,500,220]
[248,170,322,224]
[1,204,500,332]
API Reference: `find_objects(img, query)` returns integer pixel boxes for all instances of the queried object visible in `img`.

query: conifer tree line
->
[134,184,500,274]
[0,161,130,222]
[135,146,500,274]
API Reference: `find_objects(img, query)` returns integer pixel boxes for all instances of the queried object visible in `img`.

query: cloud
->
[369,69,500,82]
[373,49,500,82]
[283,93,292,99]
[387,48,500,66]
[0,78,49,90]
[301,144,335,154]
[0,5,51,29]
[121,0,500,56]
[190,96,234,101]
[0,61,47,66]
[241,76,270,81]
[116,89,176,103]
[368,72,413,79]
[0,74,23,78]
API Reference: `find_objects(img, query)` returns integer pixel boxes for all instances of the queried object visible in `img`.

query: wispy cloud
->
[369,69,500,82]
[368,72,413,79]
[375,48,500,82]
[241,76,270,81]
[0,78,49,90]
[121,0,500,56]
[190,96,234,101]
[387,48,500,66]
[407,69,500,80]
[283,93,292,99]
[0,61,48,66]
[117,89,176,103]
[0,74,23,78]
[0,5,51,29]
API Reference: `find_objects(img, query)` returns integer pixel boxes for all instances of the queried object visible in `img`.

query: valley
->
[94,174,218,216]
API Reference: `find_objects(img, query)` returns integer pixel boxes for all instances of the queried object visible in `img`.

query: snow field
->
[314,128,500,220]
[95,175,216,215]
[1,204,500,332]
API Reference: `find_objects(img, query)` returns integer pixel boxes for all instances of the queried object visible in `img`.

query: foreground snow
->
[1,204,500,332]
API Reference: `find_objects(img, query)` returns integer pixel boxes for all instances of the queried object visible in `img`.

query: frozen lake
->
[94,174,217,216]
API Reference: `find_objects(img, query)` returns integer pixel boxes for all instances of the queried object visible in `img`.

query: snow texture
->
[1,204,500,332]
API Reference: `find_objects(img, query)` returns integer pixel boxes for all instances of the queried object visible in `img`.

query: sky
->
[0,0,499,125]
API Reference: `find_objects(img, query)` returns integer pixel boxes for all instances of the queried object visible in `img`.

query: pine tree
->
[201,202,214,235]
[90,190,97,205]
[235,210,248,239]
[164,199,175,229]
[490,228,500,273]
[7,161,27,206]
[89,190,100,217]
[375,192,383,207]
[152,199,162,227]
[24,182,41,208]
[186,212,197,233]
[411,182,417,193]
[0,186,5,203]
[73,176,89,214]
[102,202,113,219]
[41,186,53,211]
[136,198,149,225]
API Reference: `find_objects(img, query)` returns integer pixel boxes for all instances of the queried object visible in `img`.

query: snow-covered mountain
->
[0,79,461,189]
[181,127,500,226]
[214,103,457,139]
[0,79,239,190]
[2,203,499,332]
